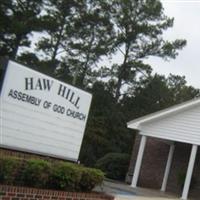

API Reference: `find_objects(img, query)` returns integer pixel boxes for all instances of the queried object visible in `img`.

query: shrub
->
[95,153,130,180]
[21,159,51,188]
[48,162,82,191]
[79,167,104,192]
[0,156,104,192]
[0,157,21,185]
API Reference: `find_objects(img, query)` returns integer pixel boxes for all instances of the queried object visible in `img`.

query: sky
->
[22,0,200,88]
[146,0,200,88]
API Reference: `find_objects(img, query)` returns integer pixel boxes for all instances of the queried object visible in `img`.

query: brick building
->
[126,98,200,200]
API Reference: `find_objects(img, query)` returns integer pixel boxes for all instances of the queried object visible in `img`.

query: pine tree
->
[66,0,115,87]
[108,0,186,100]
[0,0,43,58]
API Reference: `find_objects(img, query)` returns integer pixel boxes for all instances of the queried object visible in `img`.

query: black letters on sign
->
[25,77,53,91]
[57,84,80,109]
[24,77,81,109]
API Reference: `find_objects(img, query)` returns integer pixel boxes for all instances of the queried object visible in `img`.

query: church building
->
[126,98,200,200]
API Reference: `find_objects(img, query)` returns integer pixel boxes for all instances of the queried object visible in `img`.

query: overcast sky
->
[147,0,200,88]
[26,1,200,88]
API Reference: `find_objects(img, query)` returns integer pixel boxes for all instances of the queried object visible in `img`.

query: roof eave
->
[127,122,140,130]
[127,97,200,130]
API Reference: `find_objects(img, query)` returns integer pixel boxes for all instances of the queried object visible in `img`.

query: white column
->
[161,144,175,192]
[181,144,198,200]
[131,135,147,188]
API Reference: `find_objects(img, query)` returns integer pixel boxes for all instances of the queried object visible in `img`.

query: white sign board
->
[0,60,92,161]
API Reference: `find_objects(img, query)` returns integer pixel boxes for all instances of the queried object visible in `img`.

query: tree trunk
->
[11,34,22,59]
[78,53,90,87]
[115,43,130,101]
[115,70,123,101]
[51,24,64,62]
[73,31,95,86]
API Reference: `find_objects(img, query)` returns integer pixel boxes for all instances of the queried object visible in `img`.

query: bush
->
[79,168,104,192]
[95,153,130,180]
[0,157,21,185]
[49,162,82,191]
[0,156,104,192]
[21,159,51,188]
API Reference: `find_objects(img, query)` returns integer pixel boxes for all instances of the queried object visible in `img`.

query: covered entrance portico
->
[127,99,200,200]
[131,135,197,200]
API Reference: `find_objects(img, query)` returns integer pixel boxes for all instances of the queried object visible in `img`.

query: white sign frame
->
[0,60,92,161]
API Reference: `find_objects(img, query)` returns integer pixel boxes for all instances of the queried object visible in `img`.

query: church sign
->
[0,60,92,161]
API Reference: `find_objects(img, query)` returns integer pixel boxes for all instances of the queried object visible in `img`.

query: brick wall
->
[0,148,64,163]
[126,134,200,198]
[0,185,114,200]
[0,148,114,200]
[126,135,169,188]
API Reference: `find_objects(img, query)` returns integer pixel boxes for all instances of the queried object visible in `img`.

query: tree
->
[36,0,81,62]
[34,0,115,88]
[80,73,199,173]
[17,52,71,82]
[167,74,200,103]
[121,74,200,121]
[108,0,186,100]
[80,82,133,166]
[66,0,115,87]
[0,0,43,58]
[17,0,82,82]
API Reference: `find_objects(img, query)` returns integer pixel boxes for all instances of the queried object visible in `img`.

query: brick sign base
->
[0,185,114,200]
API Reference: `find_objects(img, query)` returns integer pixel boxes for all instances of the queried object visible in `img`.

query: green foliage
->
[49,162,82,191]
[79,168,105,192]
[0,157,21,185]
[21,159,51,188]
[0,0,43,58]
[49,162,104,191]
[0,157,104,192]
[121,74,200,121]
[36,0,79,62]
[1,0,187,90]
[108,0,186,100]
[80,82,134,167]
[28,0,115,87]
[95,153,130,181]
[80,79,199,179]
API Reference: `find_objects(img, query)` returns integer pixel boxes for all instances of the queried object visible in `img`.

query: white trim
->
[127,98,200,130]
[181,144,198,200]
[161,144,175,192]
[131,135,147,188]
